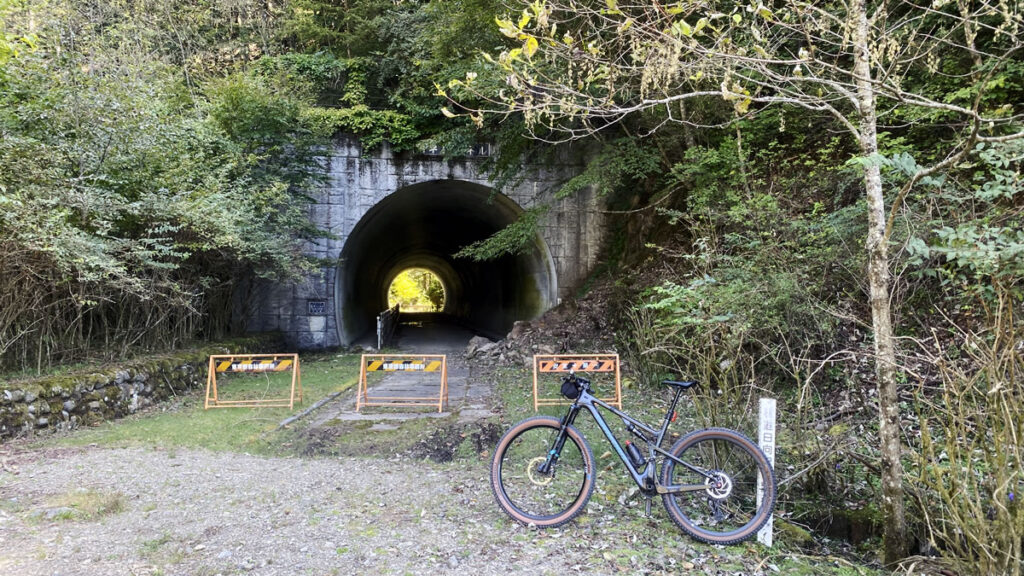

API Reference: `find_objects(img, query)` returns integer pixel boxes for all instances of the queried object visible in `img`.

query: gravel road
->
[0,444,720,576]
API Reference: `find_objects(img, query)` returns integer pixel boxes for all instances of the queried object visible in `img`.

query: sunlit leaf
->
[524,35,539,58]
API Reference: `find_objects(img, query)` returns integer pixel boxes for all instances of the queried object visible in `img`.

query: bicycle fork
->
[537,405,581,476]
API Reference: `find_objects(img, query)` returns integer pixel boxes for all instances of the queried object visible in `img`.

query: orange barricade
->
[204,354,302,409]
[357,354,448,413]
[533,354,622,410]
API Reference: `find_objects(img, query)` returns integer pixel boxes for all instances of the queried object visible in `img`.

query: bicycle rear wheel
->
[490,416,594,528]
[660,427,776,545]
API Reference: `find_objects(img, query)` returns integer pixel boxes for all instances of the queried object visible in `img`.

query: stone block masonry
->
[0,336,280,441]
[247,134,605,349]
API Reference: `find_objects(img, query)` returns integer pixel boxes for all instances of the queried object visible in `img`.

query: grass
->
[45,488,126,521]
[53,352,361,455]
[23,352,882,575]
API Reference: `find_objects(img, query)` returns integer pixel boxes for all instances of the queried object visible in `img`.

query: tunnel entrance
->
[336,180,557,345]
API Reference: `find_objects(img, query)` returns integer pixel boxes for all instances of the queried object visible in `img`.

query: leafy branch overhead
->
[450,0,1022,142]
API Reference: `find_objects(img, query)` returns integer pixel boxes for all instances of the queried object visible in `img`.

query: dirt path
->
[0,444,726,576]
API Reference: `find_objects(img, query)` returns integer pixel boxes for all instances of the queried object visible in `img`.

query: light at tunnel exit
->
[387,268,446,312]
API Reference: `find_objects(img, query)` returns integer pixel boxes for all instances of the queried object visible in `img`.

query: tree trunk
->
[852,0,907,564]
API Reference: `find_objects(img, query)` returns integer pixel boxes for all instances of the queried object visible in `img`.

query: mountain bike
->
[490,373,776,545]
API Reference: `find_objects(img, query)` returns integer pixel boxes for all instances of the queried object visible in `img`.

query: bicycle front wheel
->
[490,416,595,528]
[660,427,776,545]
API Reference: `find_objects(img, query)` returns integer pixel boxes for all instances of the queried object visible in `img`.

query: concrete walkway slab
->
[312,317,498,427]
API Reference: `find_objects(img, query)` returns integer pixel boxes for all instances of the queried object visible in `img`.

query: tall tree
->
[449,0,1024,563]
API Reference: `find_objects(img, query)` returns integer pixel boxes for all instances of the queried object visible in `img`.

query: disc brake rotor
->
[527,456,554,486]
[704,471,733,500]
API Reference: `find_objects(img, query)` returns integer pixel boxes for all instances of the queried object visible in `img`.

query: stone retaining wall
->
[0,337,281,441]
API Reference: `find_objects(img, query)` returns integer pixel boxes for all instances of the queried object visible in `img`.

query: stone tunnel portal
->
[336,180,557,345]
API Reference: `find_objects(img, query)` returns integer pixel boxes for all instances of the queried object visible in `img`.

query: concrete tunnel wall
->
[337,180,557,343]
[245,136,604,350]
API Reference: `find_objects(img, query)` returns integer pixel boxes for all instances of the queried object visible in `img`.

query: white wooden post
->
[757,397,777,547]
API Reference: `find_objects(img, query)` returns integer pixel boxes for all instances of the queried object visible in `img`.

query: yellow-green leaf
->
[524,35,539,58]
[441,107,456,118]
[605,0,617,11]
[518,9,531,29]
[732,13,742,24]
[496,17,519,38]
[618,18,634,33]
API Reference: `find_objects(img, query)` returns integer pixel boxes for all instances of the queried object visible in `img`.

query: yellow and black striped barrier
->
[205,353,302,410]
[358,354,448,413]
[533,354,621,411]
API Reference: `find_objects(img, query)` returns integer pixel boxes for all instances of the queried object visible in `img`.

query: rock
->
[4,390,25,403]
[447,556,459,569]
[63,400,76,412]
[465,336,493,357]
[508,321,531,341]
[32,507,75,521]
[218,550,233,560]
[88,401,103,410]
[36,417,49,427]
[24,390,38,403]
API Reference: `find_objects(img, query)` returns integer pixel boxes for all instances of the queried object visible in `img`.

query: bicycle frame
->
[548,384,716,496]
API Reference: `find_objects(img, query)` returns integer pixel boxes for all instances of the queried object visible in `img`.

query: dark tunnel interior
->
[335,180,557,344]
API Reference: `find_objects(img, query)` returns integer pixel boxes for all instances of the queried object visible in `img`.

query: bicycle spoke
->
[660,429,775,544]
[492,418,594,527]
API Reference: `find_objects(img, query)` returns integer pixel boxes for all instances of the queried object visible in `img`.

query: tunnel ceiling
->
[336,180,556,344]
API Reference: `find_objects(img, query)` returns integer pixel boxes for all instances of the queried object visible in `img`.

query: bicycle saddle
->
[661,380,698,389]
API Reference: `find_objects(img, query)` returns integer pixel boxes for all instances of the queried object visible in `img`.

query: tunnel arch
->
[335,180,557,344]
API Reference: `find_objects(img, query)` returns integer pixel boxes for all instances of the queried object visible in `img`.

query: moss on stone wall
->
[0,335,282,440]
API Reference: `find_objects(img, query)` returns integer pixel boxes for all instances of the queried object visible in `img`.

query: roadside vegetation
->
[26,353,879,575]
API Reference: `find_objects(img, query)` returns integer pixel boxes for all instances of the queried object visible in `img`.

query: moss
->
[0,335,281,439]
[777,519,815,547]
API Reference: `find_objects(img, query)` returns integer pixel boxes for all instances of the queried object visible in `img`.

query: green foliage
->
[0,0,37,70]
[905,139,1024,297]
[558,138,661,199]
[304,106,420,151]
[453,206,548,261]
[283,0,387,57]
[0,0,326,371]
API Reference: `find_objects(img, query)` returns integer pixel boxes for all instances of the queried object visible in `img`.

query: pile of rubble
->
[465,279,622,367]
